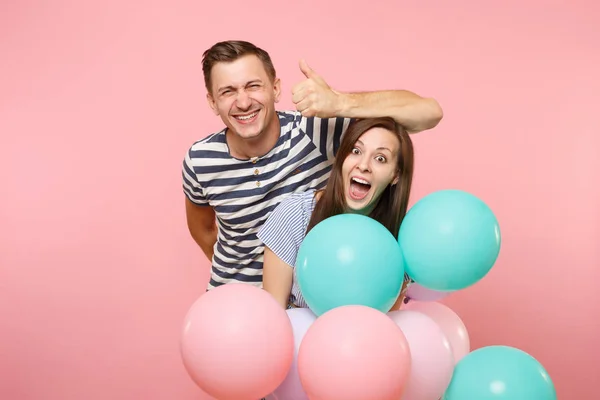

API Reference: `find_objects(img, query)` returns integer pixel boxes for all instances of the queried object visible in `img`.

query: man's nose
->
[235,90,252,109]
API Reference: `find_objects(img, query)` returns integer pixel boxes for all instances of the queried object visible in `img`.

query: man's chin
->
[225,121,259,137]
[236,128,263,141]
[229,118,262,135]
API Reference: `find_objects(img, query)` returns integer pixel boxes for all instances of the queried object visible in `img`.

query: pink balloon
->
[298,305,412,400]
[180,284,294,400]
[402,301,470,363]
[406,283,452,302]
[388,310,455,400]
[267,308,317,400]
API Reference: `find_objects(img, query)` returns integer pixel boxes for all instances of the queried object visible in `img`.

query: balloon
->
[405,282,452,302]
[388,310,455,400]
[442,346,557,400]
[403,301,470,363]
[266,308,317,400]
[398,189,501,291]
[296,214,405,316]
[298,305,412,400]
[180,284,294,400]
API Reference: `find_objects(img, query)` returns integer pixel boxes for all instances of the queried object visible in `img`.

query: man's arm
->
[292,59,443,133]
[335,90,443,133]
[185,198,217,262]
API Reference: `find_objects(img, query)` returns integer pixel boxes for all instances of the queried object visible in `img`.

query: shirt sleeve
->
[301,115,355,160]
[182,147,208,206]
[257,193,309,268]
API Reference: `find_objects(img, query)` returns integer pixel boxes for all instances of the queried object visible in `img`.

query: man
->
[182,40,443,291]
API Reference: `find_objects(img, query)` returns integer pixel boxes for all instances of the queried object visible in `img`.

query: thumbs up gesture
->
[292,59,342,118]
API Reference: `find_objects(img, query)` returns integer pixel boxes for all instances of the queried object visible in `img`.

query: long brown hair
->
[306,117,414,239]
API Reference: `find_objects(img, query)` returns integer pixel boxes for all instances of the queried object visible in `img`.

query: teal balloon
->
[442,345,557,400]
[398,189,501,291]
[296,214,404,316]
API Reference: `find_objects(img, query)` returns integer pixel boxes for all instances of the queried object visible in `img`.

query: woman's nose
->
[356,157,371,172]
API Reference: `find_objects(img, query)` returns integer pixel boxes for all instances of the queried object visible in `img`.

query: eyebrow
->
[355,139,393,154]
[217,79,263,94]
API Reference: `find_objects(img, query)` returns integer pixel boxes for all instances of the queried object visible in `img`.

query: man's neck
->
[227,118,281,160]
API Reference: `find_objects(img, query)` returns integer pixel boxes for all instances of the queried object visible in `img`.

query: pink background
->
[1,1,598,399]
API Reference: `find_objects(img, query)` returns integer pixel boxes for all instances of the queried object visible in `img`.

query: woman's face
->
[341,127,400,214]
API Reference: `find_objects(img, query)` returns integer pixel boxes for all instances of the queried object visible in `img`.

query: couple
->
[182,40,443,311]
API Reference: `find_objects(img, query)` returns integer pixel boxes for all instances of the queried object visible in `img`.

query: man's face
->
[207,55,281,142]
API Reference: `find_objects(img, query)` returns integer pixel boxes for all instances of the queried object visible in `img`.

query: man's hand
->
[291,59,443,132]
[291,59,341,118]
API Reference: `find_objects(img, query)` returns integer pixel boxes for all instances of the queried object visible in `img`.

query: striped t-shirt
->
[182,110,353,290]
[257,189,318,308]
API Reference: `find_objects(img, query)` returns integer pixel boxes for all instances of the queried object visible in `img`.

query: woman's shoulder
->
[264,189,318,229]
[259,189,317,239]
[277,188,317,210]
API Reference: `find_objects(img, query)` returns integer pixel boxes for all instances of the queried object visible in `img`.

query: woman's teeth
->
[352,177,370,185]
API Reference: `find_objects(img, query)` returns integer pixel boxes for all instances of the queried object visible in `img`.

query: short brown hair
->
[201,40,277,93]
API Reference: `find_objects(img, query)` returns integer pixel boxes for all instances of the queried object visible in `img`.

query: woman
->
[257,117,414,310]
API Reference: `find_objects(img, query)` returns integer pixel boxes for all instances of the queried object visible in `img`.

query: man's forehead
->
[211,57,268,90]
[216,77,263,90]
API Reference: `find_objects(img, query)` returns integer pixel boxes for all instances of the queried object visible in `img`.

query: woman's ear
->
[391,171,400,186]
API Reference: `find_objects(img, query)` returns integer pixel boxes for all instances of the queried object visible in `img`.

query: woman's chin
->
[345,197,373,214]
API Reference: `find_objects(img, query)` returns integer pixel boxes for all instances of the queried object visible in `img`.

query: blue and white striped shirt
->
[182,111,353,290]
[257,189,318,308]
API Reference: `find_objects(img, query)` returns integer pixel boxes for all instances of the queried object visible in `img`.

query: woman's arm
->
[262,247,294,310]
[389,280,410,311]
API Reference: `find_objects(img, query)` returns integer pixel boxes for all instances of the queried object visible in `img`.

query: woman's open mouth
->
[349,176,371,201]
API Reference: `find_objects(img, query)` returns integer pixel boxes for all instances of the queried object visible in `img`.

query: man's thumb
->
[299,59,316,79]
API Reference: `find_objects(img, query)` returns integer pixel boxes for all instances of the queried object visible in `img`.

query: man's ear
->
[206,93,219,116]
[273,77,281,103]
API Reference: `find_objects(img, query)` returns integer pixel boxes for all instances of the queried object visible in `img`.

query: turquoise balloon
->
[442,346,557,400]
[296,214,404,316]
[398,189,501,291]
